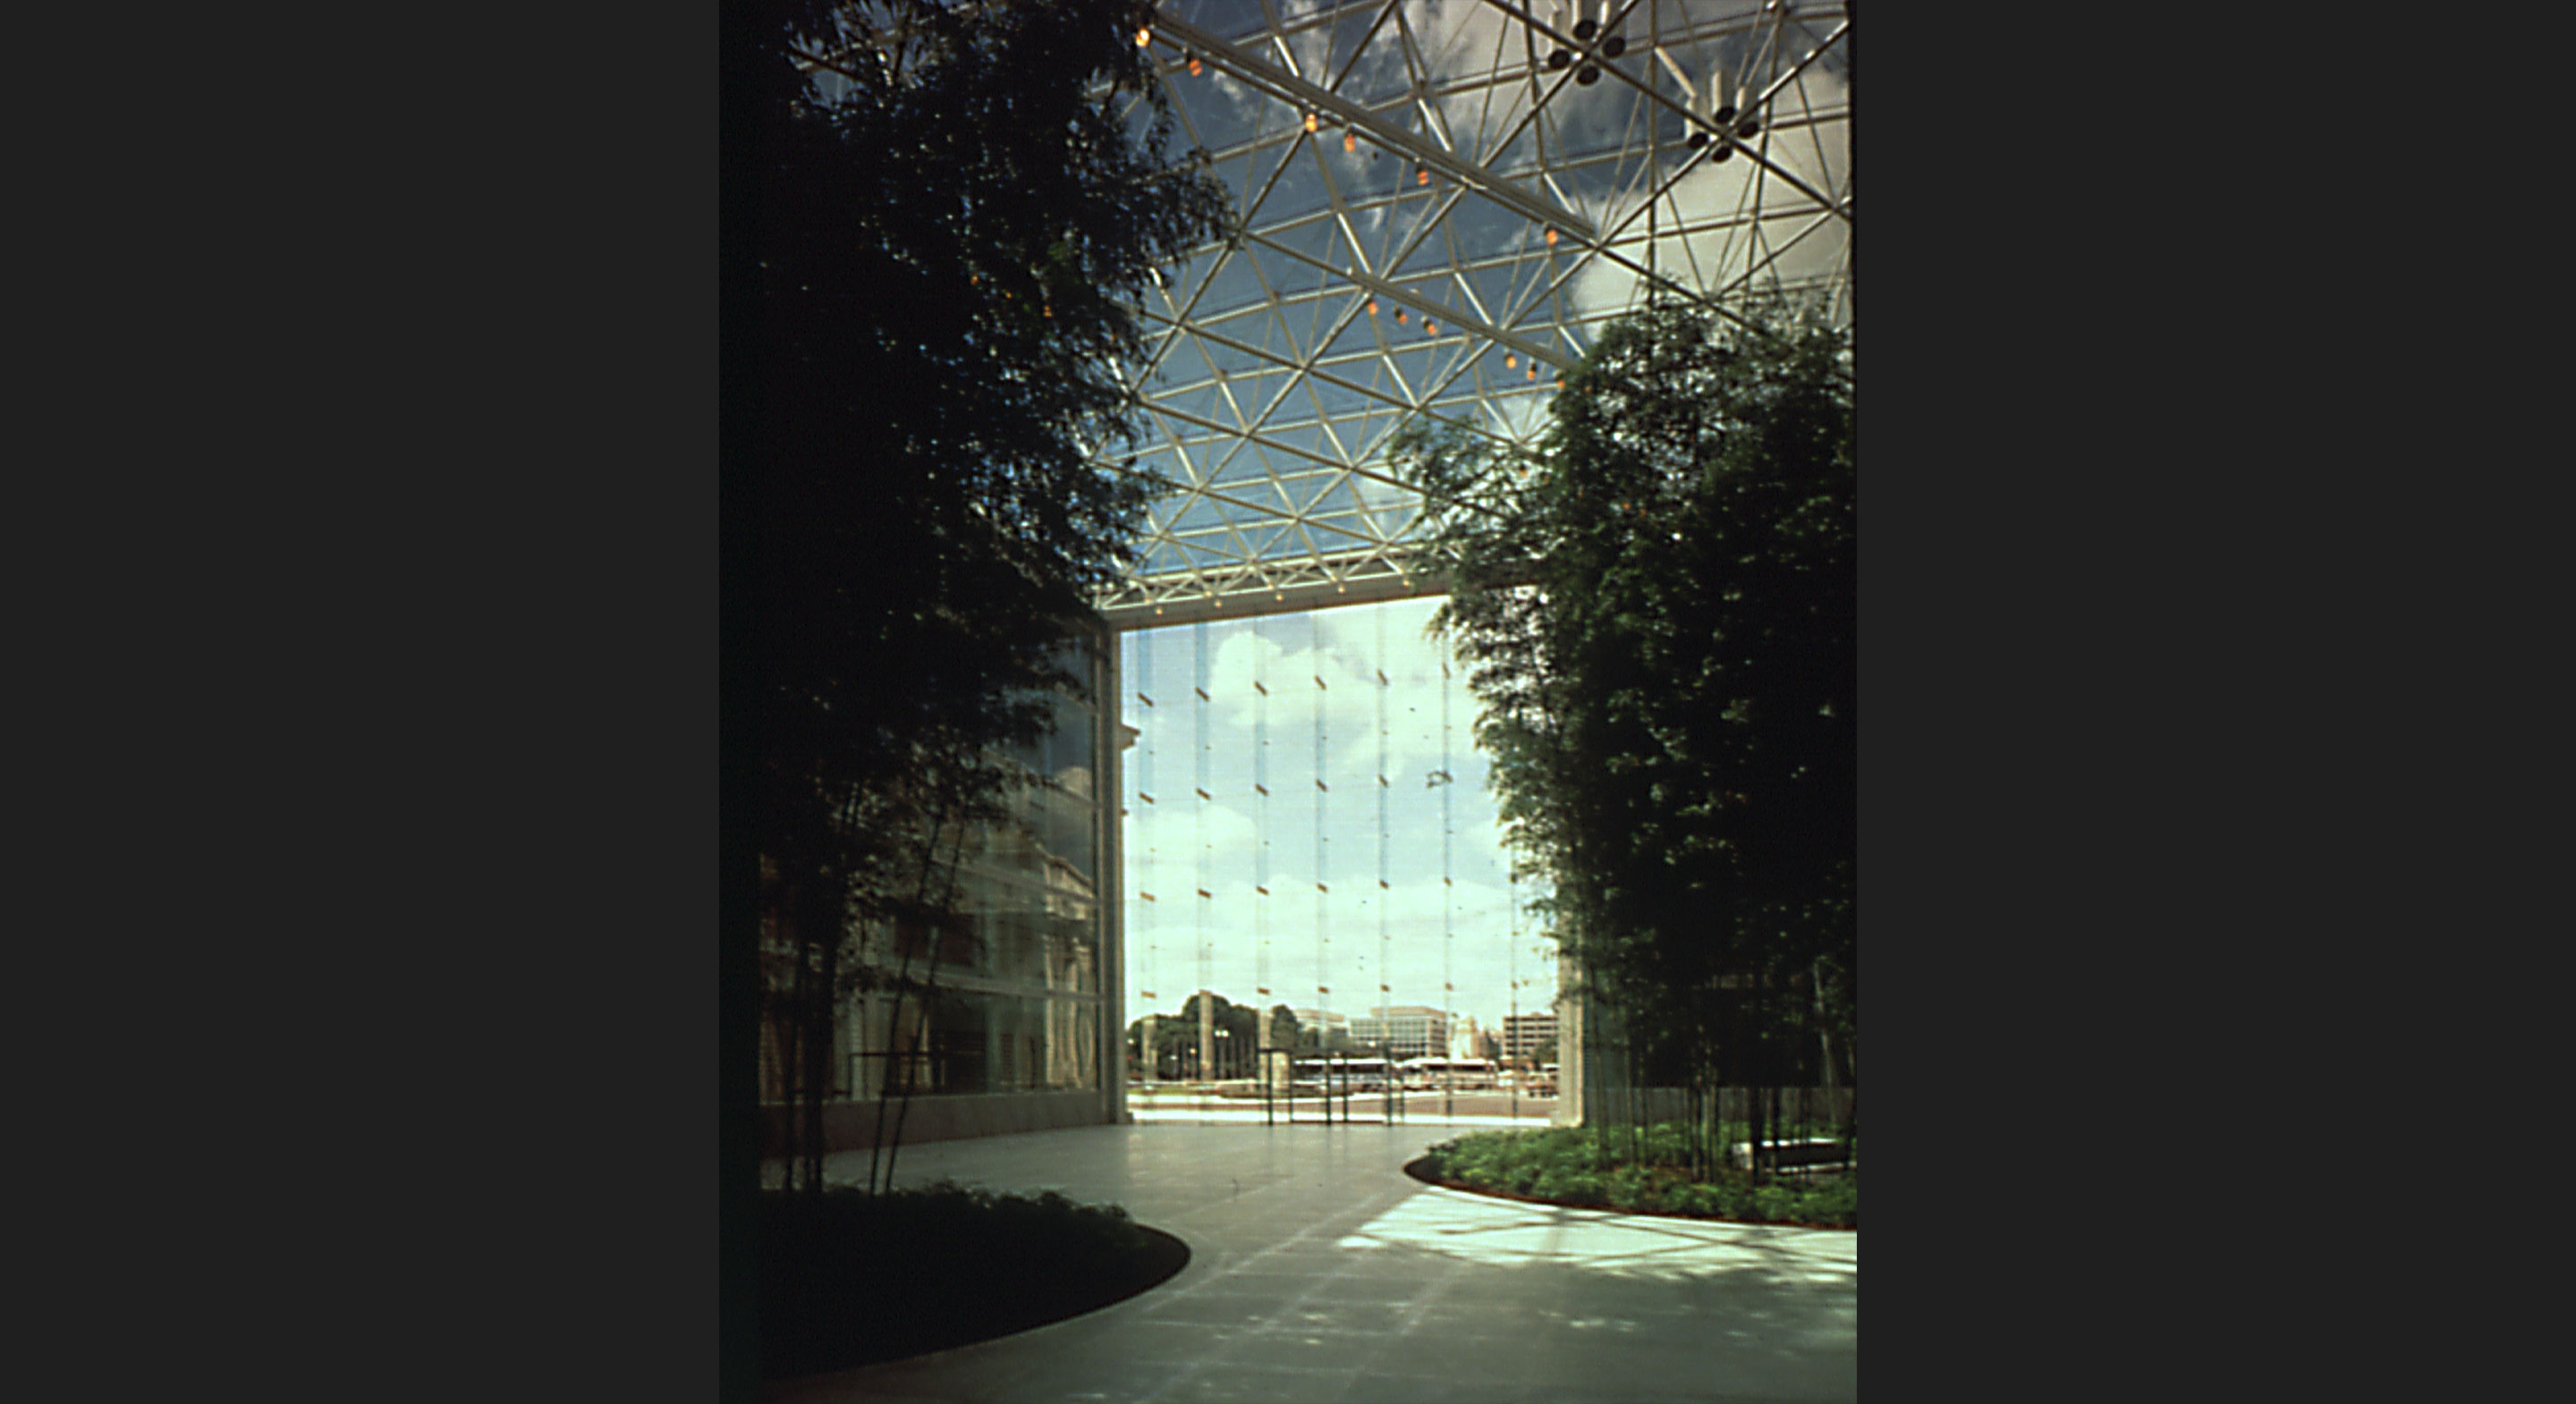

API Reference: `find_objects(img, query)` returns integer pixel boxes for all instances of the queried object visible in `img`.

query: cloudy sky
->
[1119,595,1557,1034]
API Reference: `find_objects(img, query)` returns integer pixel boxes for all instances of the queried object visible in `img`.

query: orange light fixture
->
[1343,131,1357,153]
[1545,227,1558,246]
[1135,27,1150,47]
[1394,309,1407,324]
[1303,112,1318,133]
[1425,319,1437,334]
[1367,298,1379,316]
[1417,168,1430,186]
[1189,55,1202,75]
[1505,353,1517,368]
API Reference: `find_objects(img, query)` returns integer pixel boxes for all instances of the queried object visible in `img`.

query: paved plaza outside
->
[765,1121,1857,1403]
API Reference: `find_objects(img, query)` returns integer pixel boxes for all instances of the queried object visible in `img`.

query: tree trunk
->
[805,935,839,1194]
[1745,986,1767,1186]
[1813,959,1850,1167]
[868,808,960,1193]
[784,881,814,1194]
[786,869,845,1197]
[880,813,977,1191]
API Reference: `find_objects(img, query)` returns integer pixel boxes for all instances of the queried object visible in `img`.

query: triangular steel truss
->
[1103,1,1851,629]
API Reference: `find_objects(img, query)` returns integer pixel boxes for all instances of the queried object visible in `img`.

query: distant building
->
[1285,1008,1352,1051]
[1450,1016,1499,1062]
[1348,1004,1450,1061]
[1502,1010,1557,1061]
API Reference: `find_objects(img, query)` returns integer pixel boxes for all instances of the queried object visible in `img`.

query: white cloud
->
[1569,62,1848,320]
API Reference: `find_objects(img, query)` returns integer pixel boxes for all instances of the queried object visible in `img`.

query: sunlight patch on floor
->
[1339,1185,1859,1286]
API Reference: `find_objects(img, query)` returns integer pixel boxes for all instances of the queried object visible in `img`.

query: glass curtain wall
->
[834,627,1117,1108]
[1120,596,1557,1122]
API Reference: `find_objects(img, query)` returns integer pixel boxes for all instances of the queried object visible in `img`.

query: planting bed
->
[757,1181,1189,1379]
[1407,1126,1858,1230]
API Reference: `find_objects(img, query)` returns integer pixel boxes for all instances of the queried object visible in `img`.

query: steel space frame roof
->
[1099,0,1851,630]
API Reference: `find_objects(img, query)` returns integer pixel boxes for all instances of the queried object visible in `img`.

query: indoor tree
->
[735,0,1229,1195]
[1397,296,1854,1179]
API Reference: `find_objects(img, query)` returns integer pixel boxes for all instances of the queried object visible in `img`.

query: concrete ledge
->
[764,1091,1111,1154]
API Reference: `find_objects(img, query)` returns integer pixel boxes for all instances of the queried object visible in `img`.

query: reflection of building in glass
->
[1348,1004,1450,1061]
[759,622,1128,1150]
[1502,1011,1558,1061]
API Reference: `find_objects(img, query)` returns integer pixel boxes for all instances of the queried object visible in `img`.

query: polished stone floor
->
[766,1122,1856,1403]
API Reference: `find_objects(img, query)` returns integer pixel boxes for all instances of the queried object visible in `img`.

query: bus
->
[1398,1056,1498,1090]
[1290,1056,1394,1093]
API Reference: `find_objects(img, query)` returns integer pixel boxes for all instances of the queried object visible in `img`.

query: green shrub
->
[1614,1166,1676,1213]
[1691,1180,1747,1217]
[1790,1173,1859,1226]
[1750,1183,1801,1222]
[1531,1166,1606,1205]
[1418,1123,1855,1227]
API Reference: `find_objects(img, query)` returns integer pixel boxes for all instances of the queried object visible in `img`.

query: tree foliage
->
[1397,298,1855,1169]
[741,0,1230,1190]
[1123,993,1282,1078]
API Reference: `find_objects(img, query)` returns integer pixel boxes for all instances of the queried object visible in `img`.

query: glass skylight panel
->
[1106,2,1850,618]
